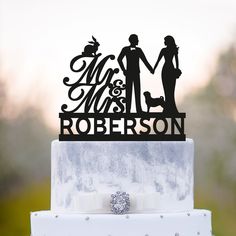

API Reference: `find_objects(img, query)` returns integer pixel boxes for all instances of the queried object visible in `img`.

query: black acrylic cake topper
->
[59,35,186,141]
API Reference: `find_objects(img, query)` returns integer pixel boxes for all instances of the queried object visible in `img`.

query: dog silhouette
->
[143,91,165,112]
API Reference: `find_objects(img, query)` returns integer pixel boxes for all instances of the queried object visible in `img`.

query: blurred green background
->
[1,1,236,235]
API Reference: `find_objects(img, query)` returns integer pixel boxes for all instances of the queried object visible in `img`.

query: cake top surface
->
[53,138,193,144]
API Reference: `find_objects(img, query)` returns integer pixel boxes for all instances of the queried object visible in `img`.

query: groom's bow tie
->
[130,47,136,51]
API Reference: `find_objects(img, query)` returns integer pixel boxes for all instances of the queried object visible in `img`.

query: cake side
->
[31,209,212,236]
[51,139,194,213]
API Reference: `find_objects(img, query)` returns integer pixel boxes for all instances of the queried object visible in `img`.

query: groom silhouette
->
[118,34,153,113]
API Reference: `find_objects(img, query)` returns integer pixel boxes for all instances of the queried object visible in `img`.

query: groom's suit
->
[118,46,152,113]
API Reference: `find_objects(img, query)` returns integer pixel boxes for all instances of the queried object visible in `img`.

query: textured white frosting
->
[31,210,212,236]
[51,139,194,213]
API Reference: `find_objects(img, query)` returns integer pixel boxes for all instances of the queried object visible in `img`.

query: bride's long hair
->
[164,35,179,54]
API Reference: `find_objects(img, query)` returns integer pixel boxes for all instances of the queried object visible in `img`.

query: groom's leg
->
[134,74,142,113]
[126,76,132,113]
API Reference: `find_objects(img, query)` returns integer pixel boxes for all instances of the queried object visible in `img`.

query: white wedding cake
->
[30,139,212,236]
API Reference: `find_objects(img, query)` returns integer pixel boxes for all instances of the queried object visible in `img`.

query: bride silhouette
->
[154,36,181,114]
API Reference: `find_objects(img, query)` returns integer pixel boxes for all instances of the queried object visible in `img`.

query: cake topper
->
[59,34,186,141]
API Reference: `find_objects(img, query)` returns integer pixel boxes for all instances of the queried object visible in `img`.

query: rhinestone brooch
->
[110,191,130,214]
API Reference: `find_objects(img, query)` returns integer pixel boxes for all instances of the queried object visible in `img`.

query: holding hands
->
[150,67,155,74]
